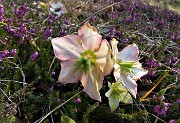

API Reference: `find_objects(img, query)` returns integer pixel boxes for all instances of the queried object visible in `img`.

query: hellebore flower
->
[51,23,113,101]
[49,1,67,17]
[105,81,133,111]
[111,38,148,98]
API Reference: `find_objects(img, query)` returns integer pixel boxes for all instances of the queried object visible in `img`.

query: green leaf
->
[105,81,133,111]
[108,92,120,111]
[119,89,133,104]
[61,115,76,123]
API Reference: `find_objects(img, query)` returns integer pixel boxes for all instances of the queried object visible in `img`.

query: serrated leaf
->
[105,81,133,111]
[61,115,76,123]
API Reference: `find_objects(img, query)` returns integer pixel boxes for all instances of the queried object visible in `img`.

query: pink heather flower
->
[74,98,81,104]
[51,72,56,76]
[44,28,52,39]
[10,49,17,57]
[161,106,168,115]
[30,52,39,61]
[0,66,4,70]
[0,4,4,17]
[1,50,9,57]
[176,98,180,103]
[169,119,175,123]
[159,96,165,101]
[0,5,4,13]
[154,102,171,116]
[3,37,8,45]
[152,94,165,101]
[163,102,171,107]
[0,50,9,62]
[154,105,161,115]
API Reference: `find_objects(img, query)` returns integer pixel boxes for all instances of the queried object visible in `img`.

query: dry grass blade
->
[140,72,169,101]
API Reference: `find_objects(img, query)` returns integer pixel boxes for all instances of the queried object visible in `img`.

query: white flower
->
[50,1,67,17]
[111,38,148,98]
[51,23,113,101]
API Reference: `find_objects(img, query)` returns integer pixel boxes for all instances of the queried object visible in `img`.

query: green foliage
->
[82,102,99,123]
[61,115,76,123]
[86,105,148,123]
[0,115,18,123]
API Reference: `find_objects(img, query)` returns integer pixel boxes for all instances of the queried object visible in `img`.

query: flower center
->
[117,60,137,74]
[74,50,96,73]
[54,7,61,12]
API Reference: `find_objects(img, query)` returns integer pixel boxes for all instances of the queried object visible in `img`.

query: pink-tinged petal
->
[120,72,137,98]
[51,35,84,61]
[134,61,142,68]
[131,67,148,80]
[102,40,115,75]
[104,58,114,75]
[113,63,121,81]
[103,53,114,75]
[118,43,139,62]
[58,60,83,83]
[80,66,103,101]
[96,40,114,75]
[78,23,102,51]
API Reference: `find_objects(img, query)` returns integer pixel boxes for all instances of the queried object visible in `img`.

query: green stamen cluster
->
[75,50,96,73]
[117,60,137,74]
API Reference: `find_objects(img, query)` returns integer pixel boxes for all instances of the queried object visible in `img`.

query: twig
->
[2,60,27,109]
[48,56,56,73]
[137,32,154,42]
[49,104,54,123]
[3,60,26,87]
[0,80,28,85]
[34,90,83,123]
[148,113,166,123]
[0,87,13,103]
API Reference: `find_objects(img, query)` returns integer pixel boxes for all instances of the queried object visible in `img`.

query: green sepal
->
[61,115,76,123]
[105,81,133,111]
[74,50,96,73]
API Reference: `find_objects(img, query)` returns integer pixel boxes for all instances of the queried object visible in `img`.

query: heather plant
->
[0,0,179,123]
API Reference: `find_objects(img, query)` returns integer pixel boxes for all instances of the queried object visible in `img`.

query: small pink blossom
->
[51,72,56,76]
[169,119,175,123]
[74,98,81,104]
[30,52,39,61]
[10,49,17,57]
[154,102,171,116]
